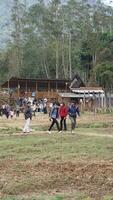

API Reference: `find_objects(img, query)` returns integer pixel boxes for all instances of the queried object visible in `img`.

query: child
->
[10,109,14,119]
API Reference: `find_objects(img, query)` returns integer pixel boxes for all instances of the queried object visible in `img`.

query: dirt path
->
[11,130,113,138]
[76,130,113,138]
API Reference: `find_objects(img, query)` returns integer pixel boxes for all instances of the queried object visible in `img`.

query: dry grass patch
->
[1,159,113,199]
[0,113,113,199]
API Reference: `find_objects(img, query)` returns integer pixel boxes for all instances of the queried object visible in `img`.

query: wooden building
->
[1,77,70,100]
[1,76,106,111]
[1,75,85,100]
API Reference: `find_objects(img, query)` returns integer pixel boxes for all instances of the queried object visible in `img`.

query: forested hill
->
[0,0,113,91]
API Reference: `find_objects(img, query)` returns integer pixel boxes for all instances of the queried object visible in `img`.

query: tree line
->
[0,0,113,91]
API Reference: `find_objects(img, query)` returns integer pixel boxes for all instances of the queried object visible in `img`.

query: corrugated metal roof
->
[59,93,79,98]
[71,90,104,93]
[71,87,104,94]
[58,92,105,98]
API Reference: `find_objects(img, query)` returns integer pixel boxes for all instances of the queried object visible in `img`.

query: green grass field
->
[0,113,113,200]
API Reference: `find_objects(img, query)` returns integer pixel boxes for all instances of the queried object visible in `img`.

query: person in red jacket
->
[59,102,68,131]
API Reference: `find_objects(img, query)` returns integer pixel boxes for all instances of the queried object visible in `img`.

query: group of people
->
[0,104,16,119]
[0,98,80,134]
[16,97,48,115]
[47,101,80,134]
[23,100,80,134]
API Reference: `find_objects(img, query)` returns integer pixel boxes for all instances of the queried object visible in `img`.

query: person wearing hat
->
[23,102,32,134]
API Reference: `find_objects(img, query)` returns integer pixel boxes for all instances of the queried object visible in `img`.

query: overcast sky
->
[103,0,113,5]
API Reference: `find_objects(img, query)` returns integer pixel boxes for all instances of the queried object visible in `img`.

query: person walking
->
[59,102,68,131]
[68,102,80,133]
[23,102,32,134]
[5,104,10,119]
[10,108,14,119]
[16,104,20,117]
[43,98,47,114]
[47,102,61,134]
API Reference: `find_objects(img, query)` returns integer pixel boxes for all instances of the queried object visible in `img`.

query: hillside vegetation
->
[0,0,113,91]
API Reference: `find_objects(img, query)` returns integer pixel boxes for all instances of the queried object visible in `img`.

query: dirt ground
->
[0,112,113,199]
[1,159,113,199]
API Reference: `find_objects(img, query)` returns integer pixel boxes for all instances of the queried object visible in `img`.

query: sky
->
[103,0,113,5]
[0,0,113,49]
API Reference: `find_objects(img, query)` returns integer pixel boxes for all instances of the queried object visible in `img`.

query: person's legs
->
[34,110,36,117]
[69,116,75,132]
[60,117,63,131]
[64,118,67,131]
[73,117,76,129]
[23,119,27,133]
[6,112,9,119]
[54,119,60,131]
[48,118,55,131]
[23,118,30,133]
[26,118,30,132]
[16,111,19,117]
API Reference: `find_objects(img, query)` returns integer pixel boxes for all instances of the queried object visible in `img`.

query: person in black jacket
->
[23,102,32,134]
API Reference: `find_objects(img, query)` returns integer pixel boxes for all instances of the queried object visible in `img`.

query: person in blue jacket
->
[68,102,80,133]
[47,101,61,134]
